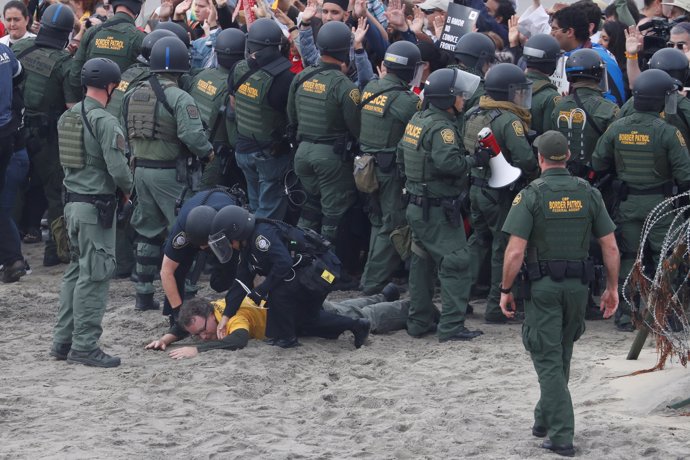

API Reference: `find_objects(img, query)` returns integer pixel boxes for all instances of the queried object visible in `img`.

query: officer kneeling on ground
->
[206,205,371,349]
[159,187,245,326]
[500,130,619,457]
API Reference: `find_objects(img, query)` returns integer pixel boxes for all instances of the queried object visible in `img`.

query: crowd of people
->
[2,0,690,456]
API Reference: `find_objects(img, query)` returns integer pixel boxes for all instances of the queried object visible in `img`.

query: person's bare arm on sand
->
[169,329,251,359]
[145,333,181,351]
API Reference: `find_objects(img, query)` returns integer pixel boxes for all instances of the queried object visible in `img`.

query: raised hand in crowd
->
[353,15,369,51]
[353,0,367,19]
[432,14,445,40]
[301,0,319,23]
[174,0,193,20]
[385,0,408,32]
[508,15,521,48]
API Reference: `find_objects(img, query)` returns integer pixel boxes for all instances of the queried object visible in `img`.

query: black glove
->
[247,290,265,306]
[473,148,491,168]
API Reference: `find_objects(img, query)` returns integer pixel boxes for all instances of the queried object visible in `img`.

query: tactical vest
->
[106,64,149,119]
[295,68,347,140]
[463,107,502,153]
[400,112,436,183]
[532,79,557,95]
[359,82,405,153]
[125,79,178,144]
[554,94,606,163]
[528,177,592,260]
[613,118,671,186]
[189,69,229,142]
[58,104,107,170]
[15,42,70,113]
[233,61,286,142]
[84,16,139,70]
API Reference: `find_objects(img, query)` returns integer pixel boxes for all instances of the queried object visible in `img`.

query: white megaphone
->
[477,127,522,188]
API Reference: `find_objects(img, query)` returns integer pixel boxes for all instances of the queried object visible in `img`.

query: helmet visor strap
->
[208,231,234,264]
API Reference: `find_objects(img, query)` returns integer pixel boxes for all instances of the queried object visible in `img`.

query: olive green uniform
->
[526,70,560,135]
[619,92,690,147]
[106,63,150,120]
[448,64,485,134]
[551,85,619,177]
[126,74,213,296]
[323,294,410,334]
[358,74,420,293]
[185,66,231,189]
[287,62,361,244]
[70,12,145,89]
[463,97,538,321]
[12,38,81,263]
[52,96,134,352]
[397,105,475,340]
[592,112,690,327]
[502,168,616,446]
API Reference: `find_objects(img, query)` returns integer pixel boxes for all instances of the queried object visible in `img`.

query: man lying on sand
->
[146,290,408,359]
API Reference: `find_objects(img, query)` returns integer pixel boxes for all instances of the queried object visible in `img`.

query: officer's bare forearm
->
[161,256,183,309]
[599,233,620,289]
[502,235,527,289]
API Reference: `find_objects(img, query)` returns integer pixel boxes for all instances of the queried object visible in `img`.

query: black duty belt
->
[299,138,337,146]
[135,159,177,169]
[64,192,114,204]
[538,259,592,281]
[470,176,489,188]
[408,193,444,207]
[627,185,666,195]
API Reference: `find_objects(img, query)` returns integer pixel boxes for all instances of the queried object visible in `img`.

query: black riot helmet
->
[156,21,191,48]
[246,18,284,54]
[111,0,143,16]
[522,34,562,76]
[317,21,352,65]
[649,48,690,87]
[139,29,176,64]
[424,68,481,110]
[453,32,496,76]
[81,58,121,89]
[565,48,605,83]
[383,40,423,84]
[484,63,533,108]
[208,206,256,263]
[185,206,219,247]
[215,28,247,70]
[633,69,681,114]
[35,3,75,50]
[149,36,190,74]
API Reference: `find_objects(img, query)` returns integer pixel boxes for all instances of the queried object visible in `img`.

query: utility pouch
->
[515,267,532,301]
[618,181,629,202]
[441,194,465,227]
[94,199,116,229]
[663,181,676,198]
[376,152,396,173]
[389,225,412,261]
[175,156,188,184]
[546,260,567,282]
[592,264,606,296]
[526,262,542,281]
[353,154,379,193]
[582,259,595,285]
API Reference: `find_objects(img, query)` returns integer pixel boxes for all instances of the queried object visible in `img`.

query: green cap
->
[534,130,569,161]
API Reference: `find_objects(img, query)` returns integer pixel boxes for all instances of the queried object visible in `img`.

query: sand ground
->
[1,242,689,459]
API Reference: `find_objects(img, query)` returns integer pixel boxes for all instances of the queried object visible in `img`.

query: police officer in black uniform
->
[230,18,295,220]
[207,205,371,348]
[160,188,245,326]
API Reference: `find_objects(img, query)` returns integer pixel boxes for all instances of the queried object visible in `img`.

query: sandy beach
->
[1,241,689,459]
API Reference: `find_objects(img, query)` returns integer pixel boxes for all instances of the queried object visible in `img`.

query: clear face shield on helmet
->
[208,230,234,264]
[451,69,481,99]
[664,86,680,115]
[508,80,533,109]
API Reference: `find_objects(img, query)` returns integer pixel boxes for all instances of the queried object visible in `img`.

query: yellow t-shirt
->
[211,298,267,340]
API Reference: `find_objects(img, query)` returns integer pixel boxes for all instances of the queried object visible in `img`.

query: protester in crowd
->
[1,1,36,46]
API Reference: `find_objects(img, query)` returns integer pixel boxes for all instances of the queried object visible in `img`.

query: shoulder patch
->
[440,128,455,145]
[512,192,522,206]
[115,133,126,152]
[172,231,188,249]
[512,120,525,137]
[676,129,686,147]
[553,95,562,105]
[417,98,423,111]
[349,88,361,105]
[186,105,200,119]
[255,235,271,252]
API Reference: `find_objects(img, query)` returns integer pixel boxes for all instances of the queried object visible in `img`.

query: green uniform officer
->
[70,0,145,90]
[287,21,360,245]
[397,68,487,342]
[126,37,214,311]
[551,49,619,178]
[12,3,80,266]
[500,130,619,457]
[522,34,563,135]
[51,58,134,368]
[463,63,539,323]
[187,28,246,189]
[619,47,690,146]
[592,69,690,331]
[358,41,421,295]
